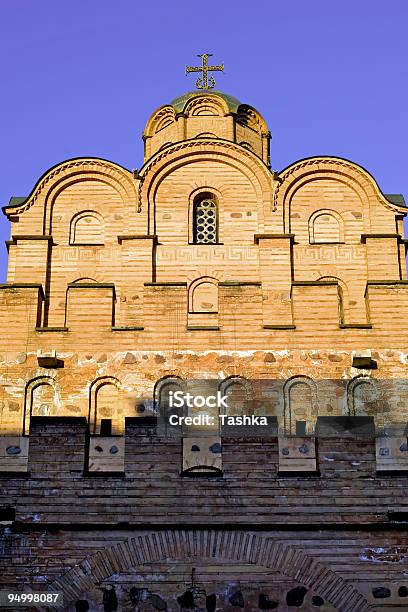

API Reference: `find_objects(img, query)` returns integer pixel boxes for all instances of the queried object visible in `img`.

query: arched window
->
[193,195,218,244]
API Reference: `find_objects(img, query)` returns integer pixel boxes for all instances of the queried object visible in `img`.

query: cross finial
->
[186,53,224,90]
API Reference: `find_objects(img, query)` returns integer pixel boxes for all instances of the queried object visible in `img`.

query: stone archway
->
[49,530,369,611]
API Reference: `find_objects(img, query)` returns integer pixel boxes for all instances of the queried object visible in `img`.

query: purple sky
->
[1,0,407,281]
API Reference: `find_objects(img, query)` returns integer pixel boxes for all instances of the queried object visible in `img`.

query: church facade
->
[1,84,408,610]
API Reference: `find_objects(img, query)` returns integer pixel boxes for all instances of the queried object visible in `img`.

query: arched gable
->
[274,157,407,232]
[143,105,176,137]
[138,139,274,233]
[184,94,230,117]
[3,158,139,231]
[237,104,268,135]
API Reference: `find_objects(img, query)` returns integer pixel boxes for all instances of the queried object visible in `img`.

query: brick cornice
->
[274,157,408,223]
[0,283,45,300]
[2,158,137,220]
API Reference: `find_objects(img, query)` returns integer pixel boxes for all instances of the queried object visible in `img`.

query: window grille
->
[193,199,217,244]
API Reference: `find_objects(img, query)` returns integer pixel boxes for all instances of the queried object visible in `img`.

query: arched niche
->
[69,210,104,245]
[283,376,318,435]
[189,278,218,313]
[89,377,122,435]
[63,277,101,327]
[154,376,186,432]
[309,209,344,244]
[219,376,253,416]
[24,376,59,434]
[154,376,185,406]
[316,276,348,324]
[347,377,380,418]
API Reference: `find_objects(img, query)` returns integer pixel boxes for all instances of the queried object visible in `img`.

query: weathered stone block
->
[278,436,317,473]
[87,435,125,473]
[0,435,29,472]
[182,436,222,475]
[376,435,408,472]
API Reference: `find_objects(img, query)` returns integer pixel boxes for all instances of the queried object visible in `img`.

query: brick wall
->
[1,90,408,609]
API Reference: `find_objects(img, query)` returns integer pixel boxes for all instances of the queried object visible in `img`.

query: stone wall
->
[1,90,408,610]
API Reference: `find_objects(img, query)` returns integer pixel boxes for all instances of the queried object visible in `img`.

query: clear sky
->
[0,0,407,281]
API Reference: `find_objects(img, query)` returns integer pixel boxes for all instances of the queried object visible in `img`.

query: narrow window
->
[193,198,217,244]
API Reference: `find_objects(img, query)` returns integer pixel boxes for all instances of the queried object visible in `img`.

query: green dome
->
[170,90,241,113]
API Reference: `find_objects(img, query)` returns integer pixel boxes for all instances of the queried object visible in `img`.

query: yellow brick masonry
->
[1,91,408,438]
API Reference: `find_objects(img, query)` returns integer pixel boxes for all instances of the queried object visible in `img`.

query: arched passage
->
[48,529,368,611]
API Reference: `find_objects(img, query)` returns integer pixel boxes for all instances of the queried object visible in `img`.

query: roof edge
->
[170,90,242,114]
[277,155,407,213]
[2,156,134,217]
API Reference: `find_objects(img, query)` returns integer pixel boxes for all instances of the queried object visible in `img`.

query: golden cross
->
[186,54,224,90]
